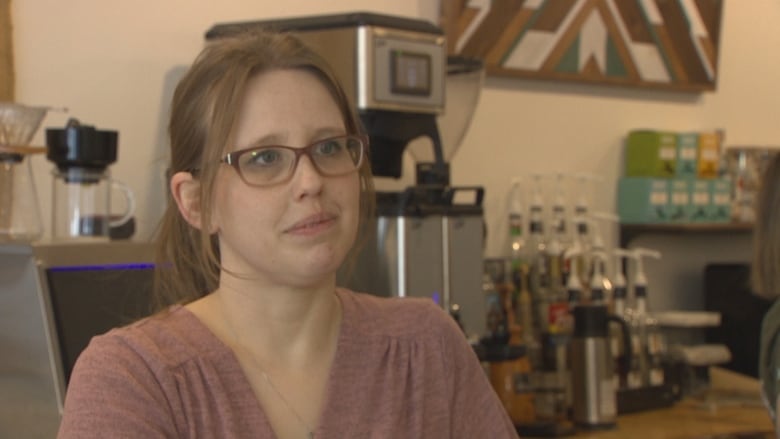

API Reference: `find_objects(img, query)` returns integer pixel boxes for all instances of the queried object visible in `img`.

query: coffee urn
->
[207,13,488,337]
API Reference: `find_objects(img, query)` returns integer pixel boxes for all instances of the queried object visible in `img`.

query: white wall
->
[12,0,780,264]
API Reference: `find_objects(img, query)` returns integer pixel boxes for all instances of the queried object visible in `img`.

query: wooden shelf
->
[619,222,753,247]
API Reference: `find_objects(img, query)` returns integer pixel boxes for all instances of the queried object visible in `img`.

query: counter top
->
[577,368,773,439]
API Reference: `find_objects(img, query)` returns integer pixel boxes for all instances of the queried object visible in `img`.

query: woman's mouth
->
[286,213,336,235]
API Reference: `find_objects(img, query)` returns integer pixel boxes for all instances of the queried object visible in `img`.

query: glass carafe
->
[51,167,134,241]
[0,102,53,243]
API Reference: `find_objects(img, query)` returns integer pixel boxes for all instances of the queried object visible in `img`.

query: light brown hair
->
[752,153,780,299]
[153,29,374,310]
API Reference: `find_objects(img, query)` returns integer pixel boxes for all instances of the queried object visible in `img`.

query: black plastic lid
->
[375,188,449,217]
[375,185,484,217]
[447,55,484,75]
[573,304,609,338]
[205,12,442,40]
[0,152,23,163]
[478,343,526,362]
[46,119,118,171]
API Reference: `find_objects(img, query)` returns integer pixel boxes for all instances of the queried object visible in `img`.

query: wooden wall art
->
[440,0,723,93]
[0,0,13,101]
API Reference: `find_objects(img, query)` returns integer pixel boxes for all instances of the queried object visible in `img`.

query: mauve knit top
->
[57,288,519,438]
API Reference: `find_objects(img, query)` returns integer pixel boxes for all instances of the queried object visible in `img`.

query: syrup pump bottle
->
[570,173,603,287]
[507,178,527,276]
[632,248,664,387]
[564,247,584,309]
[546,173,568,316]
[527,174,549,332]
[506,178,528,317]
[622,247,663,388]
[611,249,634,390]
[516,265,537,353]
[549,173,571,252]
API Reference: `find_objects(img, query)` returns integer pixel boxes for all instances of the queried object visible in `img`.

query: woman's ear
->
[170,171,215,232]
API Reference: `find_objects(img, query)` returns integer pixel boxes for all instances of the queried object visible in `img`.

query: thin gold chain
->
[217,313,316,438]
[216,292,341,439]
[258,368,315,439]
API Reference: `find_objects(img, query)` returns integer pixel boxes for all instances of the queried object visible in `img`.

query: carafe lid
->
[46,118,118,171]
[573,304,609,338]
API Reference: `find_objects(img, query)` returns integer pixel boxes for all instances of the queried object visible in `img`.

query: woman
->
[58,30,518,438]
[757,152,780,436]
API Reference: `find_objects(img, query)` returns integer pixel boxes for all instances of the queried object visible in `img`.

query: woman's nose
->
[290,154,324,197]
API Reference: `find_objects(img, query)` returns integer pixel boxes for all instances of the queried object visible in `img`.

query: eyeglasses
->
[221,134,366,187]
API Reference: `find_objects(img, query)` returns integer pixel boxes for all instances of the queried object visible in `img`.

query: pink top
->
[58,289,519,438]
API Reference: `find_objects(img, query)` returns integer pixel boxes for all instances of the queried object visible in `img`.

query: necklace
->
[259,368,315,439]
[214,292,341,439]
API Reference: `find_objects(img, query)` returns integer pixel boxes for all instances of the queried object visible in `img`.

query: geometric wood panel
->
[0,0,13,101]
[440,0,723,93]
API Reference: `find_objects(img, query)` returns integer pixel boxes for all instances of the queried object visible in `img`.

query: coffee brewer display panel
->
[207,12,445,114]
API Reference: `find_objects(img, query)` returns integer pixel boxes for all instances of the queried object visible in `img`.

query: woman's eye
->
[246,148,282,166]
[315,139,343,156]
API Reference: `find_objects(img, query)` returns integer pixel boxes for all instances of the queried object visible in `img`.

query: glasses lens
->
[311,136,363,176]
[231,136,364,186]
[237,147,295,186]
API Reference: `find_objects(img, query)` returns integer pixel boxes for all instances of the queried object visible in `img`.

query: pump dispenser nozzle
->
[551,173,568,235]
[589,250,609,304]
[632,247,662,291]
[529,173,544,207]
[588,211,619,253]
[612,249,632,292]
[564,247,584,305]
[508,177,524,216]
[572,173,604,235]
[612,249,633,316]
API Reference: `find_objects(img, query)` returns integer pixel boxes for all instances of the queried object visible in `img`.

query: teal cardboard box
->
[676,133,699,178]
[687,179,710,222]
[668,179,690,222]
[709,178,732,222]
[618,177,670,224]
[625,130,677,177]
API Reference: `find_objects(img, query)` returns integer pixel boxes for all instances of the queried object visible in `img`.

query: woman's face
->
[211,69,360,288]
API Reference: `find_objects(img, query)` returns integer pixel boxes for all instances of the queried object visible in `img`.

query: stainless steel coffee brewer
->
[207,13,487,336]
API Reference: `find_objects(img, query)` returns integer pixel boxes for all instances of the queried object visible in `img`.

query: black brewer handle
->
[443,186,484,207]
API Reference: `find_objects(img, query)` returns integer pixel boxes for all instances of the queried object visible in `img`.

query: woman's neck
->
[189,279,342,369]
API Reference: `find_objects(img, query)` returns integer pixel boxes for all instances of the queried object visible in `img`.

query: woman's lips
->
[285,213,336,235]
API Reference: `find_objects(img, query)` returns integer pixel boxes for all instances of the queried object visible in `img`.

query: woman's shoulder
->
[337,288,460,339]
[82,305,221,371]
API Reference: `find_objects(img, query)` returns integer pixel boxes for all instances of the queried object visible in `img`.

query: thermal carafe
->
[347,186,485,335]
[570,304,631,429]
